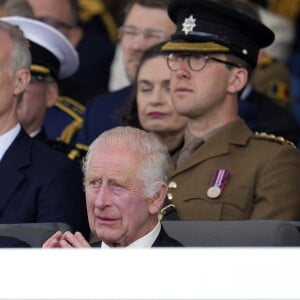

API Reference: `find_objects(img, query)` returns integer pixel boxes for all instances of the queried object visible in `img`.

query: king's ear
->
[148,183,168,215]
[13,69,31,95]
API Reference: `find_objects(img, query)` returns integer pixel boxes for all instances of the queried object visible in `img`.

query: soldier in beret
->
[160,0,300,221]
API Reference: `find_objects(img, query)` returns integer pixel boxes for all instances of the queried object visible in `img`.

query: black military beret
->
[161,0,275,68]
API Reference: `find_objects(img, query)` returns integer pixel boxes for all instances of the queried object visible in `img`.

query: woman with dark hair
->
[122,43,186,147]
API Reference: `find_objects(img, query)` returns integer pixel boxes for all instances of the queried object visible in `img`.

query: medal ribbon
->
[209,169,230,192]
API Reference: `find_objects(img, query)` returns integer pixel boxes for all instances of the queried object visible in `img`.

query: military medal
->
[207,169,230,199]
[207,186,221,198]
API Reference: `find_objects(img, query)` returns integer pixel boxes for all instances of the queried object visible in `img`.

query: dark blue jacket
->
[76,86,132,145]
[0,128,89,238]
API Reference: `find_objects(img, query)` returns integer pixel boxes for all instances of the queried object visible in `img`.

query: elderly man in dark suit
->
[0,19,89,238]
[43,127,182,248]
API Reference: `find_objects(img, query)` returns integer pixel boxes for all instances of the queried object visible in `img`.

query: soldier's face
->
[169,53,237,119]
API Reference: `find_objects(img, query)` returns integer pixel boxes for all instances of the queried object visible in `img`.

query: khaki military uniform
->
[167,119,300,221]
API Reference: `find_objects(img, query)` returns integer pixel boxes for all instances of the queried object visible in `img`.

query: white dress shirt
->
[0,123,21,162]
[101,221,161,248]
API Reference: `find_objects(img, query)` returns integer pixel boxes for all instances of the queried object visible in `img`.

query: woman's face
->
[137,55,186,138]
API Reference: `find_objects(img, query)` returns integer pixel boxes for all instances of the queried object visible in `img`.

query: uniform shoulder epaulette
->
[45,140,89,163]
[46,139,87,162]
[253,132,296,148]
[55,96,86,144]
[55,96,85,122]
[67,143,89,162]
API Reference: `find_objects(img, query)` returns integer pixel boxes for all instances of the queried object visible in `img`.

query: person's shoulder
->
[31,138,80,166]
[250,132,297,149]
[44,139,89,162]
[88,86,132,104]
[152,225,183,247]
[44,96,86,142]
[31,139,83,182]
[54,96,85,121]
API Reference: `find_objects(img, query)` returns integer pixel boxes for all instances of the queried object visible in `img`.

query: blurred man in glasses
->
[76,0,176,146]
[27,0,82,47]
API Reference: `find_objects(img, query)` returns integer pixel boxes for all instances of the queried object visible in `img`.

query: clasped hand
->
[43,231,91,248]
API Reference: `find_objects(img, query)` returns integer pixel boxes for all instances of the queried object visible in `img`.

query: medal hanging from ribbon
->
[207,169,230,199]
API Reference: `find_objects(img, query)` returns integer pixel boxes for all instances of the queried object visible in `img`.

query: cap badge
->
[182,15,196,35]
[207,169,230,199]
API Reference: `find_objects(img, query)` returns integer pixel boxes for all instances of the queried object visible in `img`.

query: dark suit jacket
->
[91,225,183,247]
[152,226,183,247]
[77,86,132,145]
[0,128,90,238]
[0,236,30,248]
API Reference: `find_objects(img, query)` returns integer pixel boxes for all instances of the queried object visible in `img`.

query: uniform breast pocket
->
[174,182,254,220]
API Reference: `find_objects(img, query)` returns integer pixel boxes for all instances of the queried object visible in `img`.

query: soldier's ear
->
[227,67,248,94]
[13,69,30,95]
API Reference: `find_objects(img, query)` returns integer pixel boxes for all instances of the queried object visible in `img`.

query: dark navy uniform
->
[76,86,131,145]
[44,96,85,144]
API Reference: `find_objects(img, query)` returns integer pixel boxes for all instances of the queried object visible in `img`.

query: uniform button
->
[168,181,177,189]
[167,193,173,200]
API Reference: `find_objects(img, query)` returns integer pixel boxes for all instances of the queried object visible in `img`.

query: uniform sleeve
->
[251,145,300,220]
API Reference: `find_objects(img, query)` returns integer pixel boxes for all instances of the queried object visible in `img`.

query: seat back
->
[162,220,300,246]
[0,223,71,247]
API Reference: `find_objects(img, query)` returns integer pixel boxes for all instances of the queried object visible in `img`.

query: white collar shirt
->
[101,221,161,248]
[29,128,41,138]
[0,123,21,162]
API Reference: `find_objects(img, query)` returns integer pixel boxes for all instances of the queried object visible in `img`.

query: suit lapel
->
[0,129,32,211]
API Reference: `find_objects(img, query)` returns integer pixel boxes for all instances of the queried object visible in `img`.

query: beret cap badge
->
[182,14,196,35]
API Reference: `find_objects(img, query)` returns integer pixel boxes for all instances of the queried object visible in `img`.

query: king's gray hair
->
[82,126,169,198]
